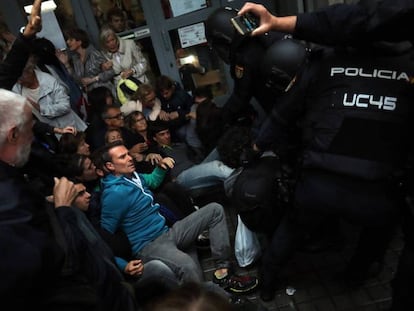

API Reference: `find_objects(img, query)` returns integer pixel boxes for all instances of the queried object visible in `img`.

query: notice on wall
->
[169,0,207,17]
[178,22,207,48]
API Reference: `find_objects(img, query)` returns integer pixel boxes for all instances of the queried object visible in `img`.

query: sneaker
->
[214,273,258,293]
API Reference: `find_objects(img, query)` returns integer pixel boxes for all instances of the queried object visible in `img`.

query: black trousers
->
[261,169,404,291]
[391,200,414,311]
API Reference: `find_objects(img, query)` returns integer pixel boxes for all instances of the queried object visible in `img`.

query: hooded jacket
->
[101,168,168,270]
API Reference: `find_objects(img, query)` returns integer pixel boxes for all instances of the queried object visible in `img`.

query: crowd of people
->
[2,0,414,310]
[0,1,261,310]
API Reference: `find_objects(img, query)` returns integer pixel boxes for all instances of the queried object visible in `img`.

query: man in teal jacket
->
[99,141,258,293]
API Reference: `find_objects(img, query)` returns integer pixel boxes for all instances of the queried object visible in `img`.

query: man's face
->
[109,16,126,33]
[153,129,171,147]
[73,183,91,212]
[160,87,174,100]
[81,157,98,181]
[107,145,135,176]
[104,108,124,128]
[15,105,34,167]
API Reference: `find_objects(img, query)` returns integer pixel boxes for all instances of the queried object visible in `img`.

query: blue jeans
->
[176,160,234,190]
[137,202,231,282]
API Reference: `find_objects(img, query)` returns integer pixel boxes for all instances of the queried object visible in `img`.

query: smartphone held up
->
[231,13,259,35]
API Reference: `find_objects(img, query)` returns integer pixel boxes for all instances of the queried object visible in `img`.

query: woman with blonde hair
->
[100,27,149,95]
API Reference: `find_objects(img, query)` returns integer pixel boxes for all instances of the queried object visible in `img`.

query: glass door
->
[85,0,161,84]
[141,0,230,103]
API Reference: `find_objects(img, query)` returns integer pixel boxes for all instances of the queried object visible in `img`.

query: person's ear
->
[105,161,114,172]
[95,168,104,177]
[7,127,19,143]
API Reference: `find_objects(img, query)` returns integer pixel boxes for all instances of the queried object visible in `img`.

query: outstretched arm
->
[238,2,296,35]
[22,0,42,38]
[0,0,42,90]
[239,0,414,45]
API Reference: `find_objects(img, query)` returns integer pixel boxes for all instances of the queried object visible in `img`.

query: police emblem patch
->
[234,65,244,79]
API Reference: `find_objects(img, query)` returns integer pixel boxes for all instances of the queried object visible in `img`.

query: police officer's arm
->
[254,66,310,154]
[239,0,414,45]
[222,47,260,126]
[239,2,296,35]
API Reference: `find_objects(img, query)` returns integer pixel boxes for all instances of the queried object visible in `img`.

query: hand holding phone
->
[231,13,259,35]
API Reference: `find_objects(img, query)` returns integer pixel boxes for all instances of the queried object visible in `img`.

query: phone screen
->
[231,13,259,35]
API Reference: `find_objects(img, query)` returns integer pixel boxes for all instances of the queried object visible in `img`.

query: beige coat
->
[103,38,149,86]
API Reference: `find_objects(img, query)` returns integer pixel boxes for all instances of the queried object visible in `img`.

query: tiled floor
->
[198,199,403,311]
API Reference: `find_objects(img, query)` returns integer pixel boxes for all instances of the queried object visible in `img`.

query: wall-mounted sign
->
[169,0,207,17]
[178,22,207,48]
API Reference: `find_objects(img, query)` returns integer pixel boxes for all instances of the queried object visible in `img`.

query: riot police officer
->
[254,36,414,305]
[205,7,285,128]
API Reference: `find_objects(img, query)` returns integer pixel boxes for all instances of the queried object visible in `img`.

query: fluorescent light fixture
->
[24,0,57,13]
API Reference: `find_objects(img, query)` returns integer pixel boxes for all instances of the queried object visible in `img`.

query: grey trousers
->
[138,202,231,282]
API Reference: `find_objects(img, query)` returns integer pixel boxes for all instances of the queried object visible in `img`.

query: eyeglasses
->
[105,113,123,120]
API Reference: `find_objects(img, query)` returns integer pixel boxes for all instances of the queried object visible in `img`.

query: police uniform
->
[222,32,284,127]
[294,0,414,45]
[256,45,414,302]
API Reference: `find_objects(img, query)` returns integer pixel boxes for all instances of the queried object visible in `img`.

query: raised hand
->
[23,0,43,38]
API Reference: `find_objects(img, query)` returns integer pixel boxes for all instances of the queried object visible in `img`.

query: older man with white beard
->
[0,89,80,308]
[0,0,82,308]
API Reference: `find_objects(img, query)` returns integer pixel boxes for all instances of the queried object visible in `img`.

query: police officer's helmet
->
[205,7,240,63]
[261,36,309,93]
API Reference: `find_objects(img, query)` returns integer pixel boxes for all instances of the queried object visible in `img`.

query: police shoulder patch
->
[234,65,244,79]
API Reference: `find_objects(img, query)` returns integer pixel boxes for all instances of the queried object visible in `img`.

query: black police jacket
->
[222,32,285,126]
[256,47,414,180]
[295,0,414,46]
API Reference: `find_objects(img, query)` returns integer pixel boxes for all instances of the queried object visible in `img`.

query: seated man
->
[71,181,180,295]
[99,141,258,293]
[85,104,140,152]
[156,75,193,142]
[149,121,235,191]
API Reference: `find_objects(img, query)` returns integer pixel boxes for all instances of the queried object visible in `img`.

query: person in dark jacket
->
[205,7,285,129]
[239,1,414,45]
[251,34,414,311]
[241,2,414,309]
[155,75,193,142]
[0,2,138,309]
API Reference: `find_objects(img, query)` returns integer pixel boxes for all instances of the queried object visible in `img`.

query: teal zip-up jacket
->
[101,167,168,271]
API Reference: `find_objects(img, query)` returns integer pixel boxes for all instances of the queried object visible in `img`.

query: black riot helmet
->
[261,36,309,93]
[205,7,240,64]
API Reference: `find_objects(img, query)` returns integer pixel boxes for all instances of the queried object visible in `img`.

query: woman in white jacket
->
[100,27,150,91]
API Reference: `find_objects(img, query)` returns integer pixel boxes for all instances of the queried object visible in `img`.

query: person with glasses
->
[86,104,136,152]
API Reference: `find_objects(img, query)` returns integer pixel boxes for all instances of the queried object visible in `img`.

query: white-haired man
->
[0,1,82,308]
